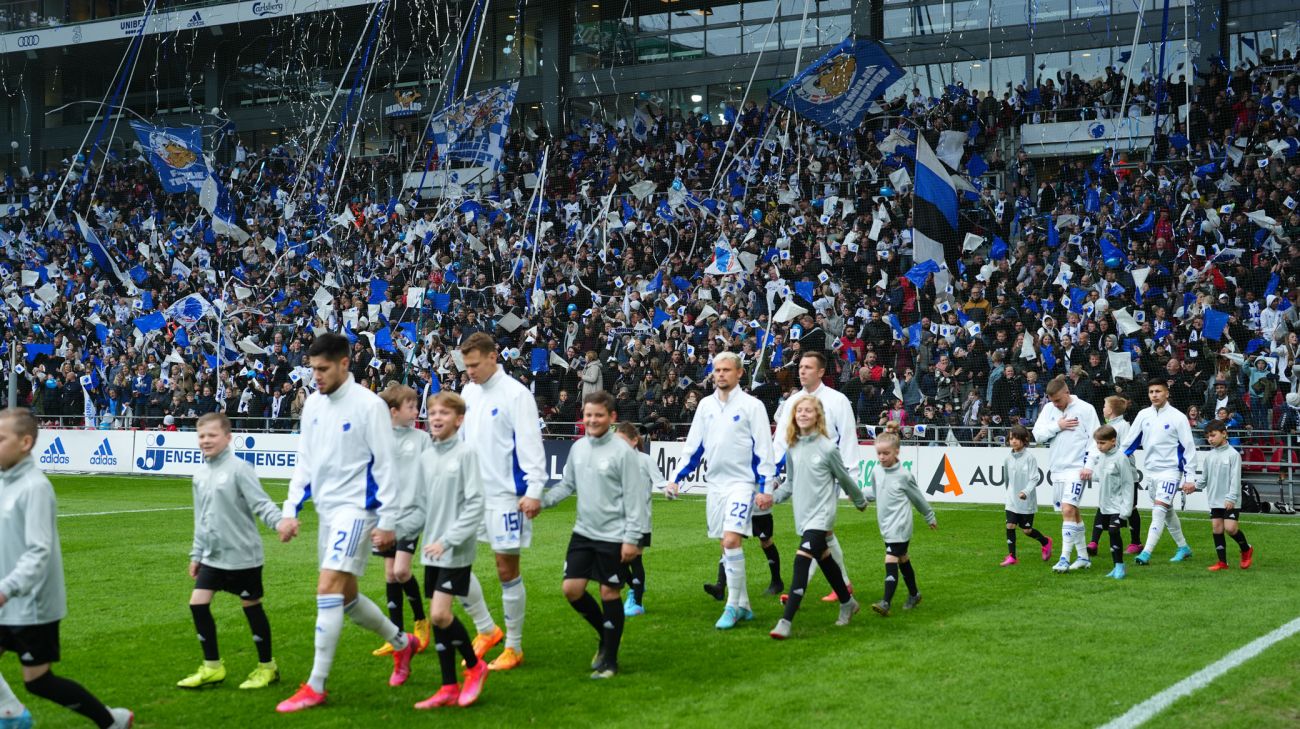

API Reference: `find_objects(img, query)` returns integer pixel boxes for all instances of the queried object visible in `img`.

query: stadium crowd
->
[1,52,1300,445]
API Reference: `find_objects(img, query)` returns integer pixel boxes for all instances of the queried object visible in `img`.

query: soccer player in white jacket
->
[1031,376,1101,573]
[1089,380,1198,566]
[461,333,548,671]
[667,352,776,630]
[771,351,861,602]
[275,334,417,713]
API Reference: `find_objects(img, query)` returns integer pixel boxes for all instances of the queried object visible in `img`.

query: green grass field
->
[11,475,1300,728]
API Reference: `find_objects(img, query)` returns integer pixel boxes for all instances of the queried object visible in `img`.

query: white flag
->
[1108,350,1133,381]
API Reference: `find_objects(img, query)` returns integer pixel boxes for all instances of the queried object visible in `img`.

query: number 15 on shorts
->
[502,511,522,535]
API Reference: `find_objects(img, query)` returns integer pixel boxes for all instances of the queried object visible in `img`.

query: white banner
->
[34,430,135,473]
[131,431,298,478]
[0,0,377,54]
[648,442,1210,512]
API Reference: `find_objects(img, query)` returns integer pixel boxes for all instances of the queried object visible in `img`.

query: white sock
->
[344,595,407,649]
[1146,506,1168,554]
[501,576,526,651]
[458,572,498,635]
[1060,523,1073,561]
[1072,523,1088,560]
[0,671,24,719]
[827,535,851,583]
[1166,508,1187,548]
[723,547,749,610]
[308,594,345,693]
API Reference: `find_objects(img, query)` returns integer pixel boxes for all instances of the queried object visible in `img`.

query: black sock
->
[1026,528,1049,546]
[402,576,425,621]
[629,555,646,604]
[782,553,813,622]
[1005,527,1017,557]
[25,671,114,729]
[1231,530,1250,552]
[817,554,852,603]
[762,542,782,584]
[385,581,404,632]
[431,626,457,686]
[600,598,625,667]
[714,557,725,587]
[569,592,605,640]
[1129,508,1143,544]
[1108,525,1124,565]
[1214,532,1227,563]
[242,603,273,663]
[899,560,919,597]
[1090,511,1105,545]
[883,563,899,603]
[190,603,220,662]
[444,617,477,667]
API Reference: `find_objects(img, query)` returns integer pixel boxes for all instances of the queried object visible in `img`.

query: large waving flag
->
[130,121,209,193]
[705,233,743,276]
[75,212,137,294]
[164,293,214,328]
[771,38,903,136]
[428,81,518,170]
[198,175,250,243]
[912,135,958,293]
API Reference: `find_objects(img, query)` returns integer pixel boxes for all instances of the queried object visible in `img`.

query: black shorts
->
[638,532,652,548]
[1005,511,1035,529]
[884,541,910,558]
[0,622,60,666]
[563,533,631,589]
[797,529,829,556]
[195,564,264,601]
[1210,508,1241,521]
[423,565,472,597]
[1097,513,1125,530]
[372,537,419,559]
[751,513,774,540]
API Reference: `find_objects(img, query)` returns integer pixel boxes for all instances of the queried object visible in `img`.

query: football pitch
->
[16,475,1300,728]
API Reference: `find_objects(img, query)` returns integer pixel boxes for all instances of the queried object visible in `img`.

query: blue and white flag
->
[912,135,957,295]
[75,212,137,294]
[630,108,653,142]
[428,81,518,170]
[164,293,214,328]
[130,121,209,193]
[771,38,903,136]
[705,234,743,276]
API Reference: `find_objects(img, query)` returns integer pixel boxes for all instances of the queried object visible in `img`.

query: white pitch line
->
[59,506,190,518]
[1098,615,1300,729]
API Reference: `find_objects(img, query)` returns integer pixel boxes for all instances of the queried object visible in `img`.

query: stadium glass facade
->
[0,0,1296,169]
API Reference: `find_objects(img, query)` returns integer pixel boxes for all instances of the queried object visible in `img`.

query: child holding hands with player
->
[866,432,936,617]
[1000,425,1053,567]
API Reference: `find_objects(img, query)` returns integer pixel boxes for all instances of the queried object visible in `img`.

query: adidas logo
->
[240,591,251,598]
[609,574,619,583]
[602,621,615,630]
[801,542,812,550]
[793,589,805,596]
[441,581,452,590]
[885,575,897,582]
[252,635,263,642]
[89,438,117,466]
[186,11,204,26]
[39,438,70,465]
[20,653,33,662]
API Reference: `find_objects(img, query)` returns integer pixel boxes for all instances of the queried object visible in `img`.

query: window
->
[990,0,1025,27]
[817,13,851,45]
[707,25,743,57]
[883,8,913,38]
[671,31,706,61]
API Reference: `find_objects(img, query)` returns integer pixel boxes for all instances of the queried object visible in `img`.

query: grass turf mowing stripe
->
[59,506,192,518]
[1098,615,1300,729]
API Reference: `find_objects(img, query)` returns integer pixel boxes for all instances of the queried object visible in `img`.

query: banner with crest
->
[770,38,903,137]
[130,121,210,193]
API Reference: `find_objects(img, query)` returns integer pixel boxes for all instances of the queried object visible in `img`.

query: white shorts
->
[706,483,755,540]
[318,508,377,576]
[1051,470,1085,510]
[1144,471,1182,506]
[478,499,533,553]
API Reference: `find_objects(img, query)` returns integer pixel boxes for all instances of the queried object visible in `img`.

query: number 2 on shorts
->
[729,501,749,521]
